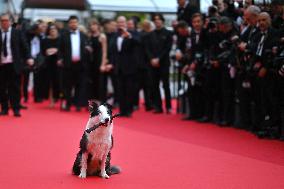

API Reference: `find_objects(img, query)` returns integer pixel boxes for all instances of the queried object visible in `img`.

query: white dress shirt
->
[31,36,41,58]
[1,27,13,64]
[70,30,81,62]
[256,31,267,56]
[117,36,123,52]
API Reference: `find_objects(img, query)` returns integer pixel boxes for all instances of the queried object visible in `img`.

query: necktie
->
[256,32,266,56]
[3,32,7,57]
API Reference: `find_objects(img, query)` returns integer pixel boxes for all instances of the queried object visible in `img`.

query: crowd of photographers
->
[0,0,284,141]
[175,0,284,140]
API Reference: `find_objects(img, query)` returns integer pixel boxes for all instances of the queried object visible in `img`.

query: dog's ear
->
[102,102,113,115]
[102,102,112,110]
[88,100,98,113]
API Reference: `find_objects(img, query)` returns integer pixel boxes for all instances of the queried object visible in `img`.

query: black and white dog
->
[72,100,119,178]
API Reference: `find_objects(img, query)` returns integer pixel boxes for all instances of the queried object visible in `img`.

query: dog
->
[72,100,118,179]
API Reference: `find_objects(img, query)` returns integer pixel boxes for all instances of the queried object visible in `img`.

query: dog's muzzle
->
[104,118,110,125]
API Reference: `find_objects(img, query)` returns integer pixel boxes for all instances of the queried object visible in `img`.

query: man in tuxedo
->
[145,14,173,114]
[58,15,88,111]
[0,13,33,117]
[237,5,260,130]
[177,0,199,26]
[109,16,139,117]
[249,12,279,136]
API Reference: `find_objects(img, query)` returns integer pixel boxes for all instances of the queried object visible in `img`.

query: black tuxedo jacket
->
[250,27,279,69]
[59,30,88,69]
[0,28,31,74]
[109,31,140,75]
[240,26,259,44]
[145,27,172,69]
[177,3,199,26]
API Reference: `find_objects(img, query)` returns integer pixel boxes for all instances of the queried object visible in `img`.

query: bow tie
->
[70,31,76,34]
[261,31,267,36]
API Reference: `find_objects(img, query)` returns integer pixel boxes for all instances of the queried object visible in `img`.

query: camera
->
[118,27,124,35]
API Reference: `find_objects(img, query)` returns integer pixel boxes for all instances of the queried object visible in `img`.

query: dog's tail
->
[72,151,83,175]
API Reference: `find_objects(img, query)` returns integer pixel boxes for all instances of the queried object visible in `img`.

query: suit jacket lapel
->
[10,28,16,53]
[0,30,2,55]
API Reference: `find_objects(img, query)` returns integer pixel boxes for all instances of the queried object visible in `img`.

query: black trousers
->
[151,67,171,111]
[187,73,205,119]
[0,63,21,112]
[100,71,118,103]
[46,62,60,100]
[133,68,153,109]
[221,69,235,124]
[202,68,222,120]
[117,73,136,115]
[22,69,30,102]
[279,76,284,137]
[253,74,279,131]
[236,72,254,129]
[33,68,47,101]
[62,64,84,108]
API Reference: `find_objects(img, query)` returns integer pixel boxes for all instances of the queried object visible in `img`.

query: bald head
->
[117,16,127,29]
[258,12,271,31]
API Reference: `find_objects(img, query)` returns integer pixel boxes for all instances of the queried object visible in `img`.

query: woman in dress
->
[42,24,60,108]
[87,19,110,102]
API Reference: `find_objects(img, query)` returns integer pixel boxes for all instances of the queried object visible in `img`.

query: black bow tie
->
[261,32,267,36]
[70,31,76,34]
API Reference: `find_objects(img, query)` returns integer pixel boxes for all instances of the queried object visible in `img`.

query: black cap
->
[209,17,219,24]
[272,0,284,5]
[219,16,232,25]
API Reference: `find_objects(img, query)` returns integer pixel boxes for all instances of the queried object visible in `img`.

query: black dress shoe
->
[20,104,28,110]
[218,121,230,127]
[145,106,153,111]
[34,98,43,103]
[133,106,139,111]
[153,109,163,114]
[166,109,172,114]
[0,110,8,116]
[61,106,70,112]
[13,110,21,117]
[75,107,81,112]
[119,112,132,117]
[197,116,211,123]
[110,165,121,175]
[182,116,194,121]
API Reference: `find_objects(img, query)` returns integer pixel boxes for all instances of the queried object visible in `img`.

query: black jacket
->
[109,31,140,75]
[249,27,279,69]
[145,27,172,69]
[0,28,31,74]
[177,3,199,26]
[59,30,88,69]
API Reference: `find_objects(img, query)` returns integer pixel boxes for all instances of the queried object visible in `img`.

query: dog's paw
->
[78,171,87,179]
[101,173,110,179]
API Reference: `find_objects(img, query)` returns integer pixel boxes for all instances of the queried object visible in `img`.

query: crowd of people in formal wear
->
[0,0,284,141]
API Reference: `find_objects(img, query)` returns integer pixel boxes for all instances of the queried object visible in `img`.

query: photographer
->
[201,17,223,123]
[279,61,284,140]
[177,13,208,120]
[237,5,261,131]
[217,16,239,126]
[248,12,279,138]
[274,33,284,140]
[177,0,199,26]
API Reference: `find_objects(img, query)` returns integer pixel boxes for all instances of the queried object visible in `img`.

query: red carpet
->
[1,101,284,189]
